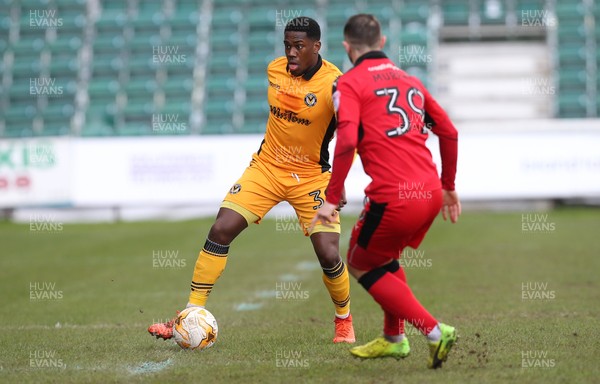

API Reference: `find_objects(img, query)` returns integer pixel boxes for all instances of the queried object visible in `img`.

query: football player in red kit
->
[311,14,461,369]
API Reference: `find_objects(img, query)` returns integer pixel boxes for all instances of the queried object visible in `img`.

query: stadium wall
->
[1,119,599,221]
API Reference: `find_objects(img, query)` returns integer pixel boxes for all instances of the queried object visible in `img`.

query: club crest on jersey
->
[304,93,317,107]
[229,184,242,194]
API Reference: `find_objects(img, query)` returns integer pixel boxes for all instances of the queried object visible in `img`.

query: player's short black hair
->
[343,14,381,47]
[284,17,321,41]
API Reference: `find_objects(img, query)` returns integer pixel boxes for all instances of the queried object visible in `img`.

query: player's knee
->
[311,232,341,269]
[208,220,240,245]
[313,244,340,269]
[317,252,341,269]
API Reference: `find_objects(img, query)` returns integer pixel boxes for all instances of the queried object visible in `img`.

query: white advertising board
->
[1,120,599,210]
[0,138,71,207]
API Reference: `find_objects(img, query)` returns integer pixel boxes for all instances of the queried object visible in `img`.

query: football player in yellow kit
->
[148,17,355,344]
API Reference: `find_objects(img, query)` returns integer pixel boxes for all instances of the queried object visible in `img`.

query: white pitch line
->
[1,323,146,330]
[128,358,173,375]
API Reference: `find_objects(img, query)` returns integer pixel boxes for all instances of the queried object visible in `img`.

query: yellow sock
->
[188,239,228,307]
[322,260,351,318]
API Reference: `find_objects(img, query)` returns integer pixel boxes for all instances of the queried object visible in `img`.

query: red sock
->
[363,271,437,335]
[383,262,407,336]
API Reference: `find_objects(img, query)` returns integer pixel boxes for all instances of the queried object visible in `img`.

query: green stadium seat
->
[212,7,243,26]
[128,55,160,74]
[558,68,587,91]
[442,1,470,25]
[557,24,587,43]
[96,10,128,30]
[48,35,83,52]
[248,7,277,25]
[128,37,161,59]
[204,99,234,115]
[0,13,11,35]
[162,73,193,89]
[155,102,191,116]
[557,92,587,117]
[124,79,159,96]
[326,3,357,24]
[161,33,197,53]
[516,0,546,14]
[210,31,240,49]
[247,53,275,71]
[200,121,230,135]
[40,119,72,136]
[48,57,79,75]
[555,3,585,20]
[248,30,277,48]
[205,75,237,95]
[397,3,427,23]
[117,124,153,136]
[9,37,45,57]
[93,34,126,52]
[11,56,43,78]
[244,77,268,93]
[124,93,155,111]
[55,0,86,6]
[239,119,266,134]
[479,0,506,24]
[242,98,268,116]
[557,45,587,66]
[138,0,164,12]
[174,0,200,12]
[91,56,124,77]
[209,54,239,73]
[169,8,200,25]
[400,23,428,45]
[3,106,36,137]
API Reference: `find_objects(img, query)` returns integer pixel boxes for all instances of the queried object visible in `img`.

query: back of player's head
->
[343,14,381,48]
[284,17,321,41]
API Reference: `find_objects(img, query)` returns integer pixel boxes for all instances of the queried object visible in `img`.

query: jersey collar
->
[354,50,388,67]
[287,54,323,80]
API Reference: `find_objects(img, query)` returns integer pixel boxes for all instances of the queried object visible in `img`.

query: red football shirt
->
[326,51,458,205]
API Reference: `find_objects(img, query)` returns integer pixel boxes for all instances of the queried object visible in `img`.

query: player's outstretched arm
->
[441,189,461,223]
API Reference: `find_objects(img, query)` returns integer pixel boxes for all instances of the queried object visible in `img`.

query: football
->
[173,307,218,350]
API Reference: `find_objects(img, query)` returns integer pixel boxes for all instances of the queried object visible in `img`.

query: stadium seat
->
[558,68,587,91]
[442,1,471,25]
[240,119,266,134]
[397,2,428,23]
[209,53,239,74]
[557,45,587,66]
[3,106,36,137]
[558,24,587,44]
[479,0,506,24]
[557,92,587,117]
[400,23,429,45]
[555,3,585,20]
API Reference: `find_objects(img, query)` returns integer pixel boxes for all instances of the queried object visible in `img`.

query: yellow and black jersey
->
[253,55,342,176]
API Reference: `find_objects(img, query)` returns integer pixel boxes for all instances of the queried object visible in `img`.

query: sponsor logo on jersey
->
[269,105,311,126]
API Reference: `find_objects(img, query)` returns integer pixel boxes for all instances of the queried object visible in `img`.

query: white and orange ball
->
[172,307,218,350]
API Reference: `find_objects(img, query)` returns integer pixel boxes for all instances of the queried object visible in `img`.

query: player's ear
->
[342,40,350,54]
[313,39,321,53]
[379,35,387,50]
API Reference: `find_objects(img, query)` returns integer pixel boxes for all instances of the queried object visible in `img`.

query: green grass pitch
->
[0,207,599,383]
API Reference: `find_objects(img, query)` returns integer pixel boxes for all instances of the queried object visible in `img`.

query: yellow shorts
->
[222,159,340,236]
